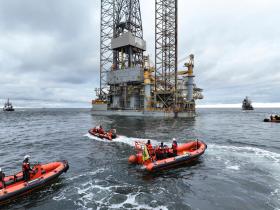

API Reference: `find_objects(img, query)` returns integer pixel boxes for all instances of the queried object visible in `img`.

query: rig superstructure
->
[92,0,203,118]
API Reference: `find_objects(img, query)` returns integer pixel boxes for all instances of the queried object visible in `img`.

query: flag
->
[142,145,150,162]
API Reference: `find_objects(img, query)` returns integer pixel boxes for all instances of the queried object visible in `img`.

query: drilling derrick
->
[113,0,144,69]
[155,0,178,109]
[98,0,114,100]
[108,0,146,110]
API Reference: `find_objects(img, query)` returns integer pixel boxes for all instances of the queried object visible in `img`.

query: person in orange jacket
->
[172,138,178,156]
[0,168,5,189]
[99,125,105,135]
[146,140,156,160]
[22,155,33,182]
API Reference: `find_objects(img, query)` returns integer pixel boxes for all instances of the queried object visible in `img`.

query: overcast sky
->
[0,0,279,108]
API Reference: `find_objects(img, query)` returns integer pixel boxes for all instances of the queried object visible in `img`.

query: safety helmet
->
[172,138,176,141]
[24,155,31,160]
[0,168,2,172]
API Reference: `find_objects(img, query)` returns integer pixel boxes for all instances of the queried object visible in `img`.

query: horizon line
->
[7,102,280,109]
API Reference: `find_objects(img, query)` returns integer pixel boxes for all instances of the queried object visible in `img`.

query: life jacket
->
[172,142,178,151]
[146,144,153,150]
[158,146,165,154]
[22,162,30,171]
[99,128,105,134]
[146,144,155,155]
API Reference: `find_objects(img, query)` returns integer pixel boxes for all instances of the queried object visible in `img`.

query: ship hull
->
[3,108,15,112]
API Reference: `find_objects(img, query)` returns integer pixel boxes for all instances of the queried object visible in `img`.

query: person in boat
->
[146,140,153,150]
[270,115,274,121]
[107,129,117,139]
[146,140,156,160]
[22,155,33,182]
[0,168,5,189]
[155,142,166,160]
[99,126,105,135]
[171,138,178,157]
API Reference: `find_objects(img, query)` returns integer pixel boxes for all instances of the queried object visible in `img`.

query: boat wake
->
[208,144,280,164]
[84,133,159,147]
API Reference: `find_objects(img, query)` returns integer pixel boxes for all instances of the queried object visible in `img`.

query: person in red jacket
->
[99,126,105,135]
[172,138,178,156]
[0,168,5,189]
[22,155,33,182]
[146,140,155,160]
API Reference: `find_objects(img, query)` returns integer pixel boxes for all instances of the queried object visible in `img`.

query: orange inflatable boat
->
[129,140,207,172]
[88,127,117,140]
[0,160,69,205]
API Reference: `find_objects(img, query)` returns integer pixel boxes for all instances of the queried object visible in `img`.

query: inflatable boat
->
[0,160,69,205]
[129,140,207,172]
[88,127,117,140]
[264,118,280,123]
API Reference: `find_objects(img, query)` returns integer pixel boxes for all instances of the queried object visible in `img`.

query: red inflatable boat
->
[88,127,117,141]
[129,140,207,172]
[0,160,69,205]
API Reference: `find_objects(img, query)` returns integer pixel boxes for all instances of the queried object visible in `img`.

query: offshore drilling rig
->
[92,0,203,118]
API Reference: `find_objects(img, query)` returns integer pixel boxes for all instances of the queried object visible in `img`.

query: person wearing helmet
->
[172,138,178,156]
[0,168,5,189]
[22,155,33,182]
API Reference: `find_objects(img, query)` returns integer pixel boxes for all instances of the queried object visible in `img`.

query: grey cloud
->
[0,0,279,107]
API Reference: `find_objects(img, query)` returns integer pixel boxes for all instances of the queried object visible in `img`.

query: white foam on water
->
[73,178,168,210]
[53,193,66,201]
[109,192,168,210]
[67,168,106,181]
[271,188,280,199]
[209,144,280,204]
[223,160,240,171]
[52,168,106,203]
[226,165,240,170]
[85,133,159,147]
[268,187,280,209]
[208,144,280,165]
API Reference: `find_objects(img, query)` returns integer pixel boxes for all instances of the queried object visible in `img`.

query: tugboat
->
[3,99,15,112]
[242,96,254,110]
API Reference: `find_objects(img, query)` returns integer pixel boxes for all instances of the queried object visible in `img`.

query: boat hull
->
[129,140,207,172]
[88,129,117,141]
[0,161,69,205]
[3,108,15,112]
[264,119,280,123]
